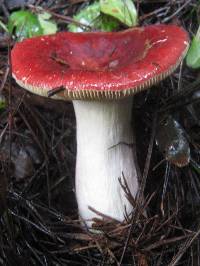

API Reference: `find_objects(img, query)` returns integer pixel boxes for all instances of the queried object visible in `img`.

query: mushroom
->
[11,24,189,228]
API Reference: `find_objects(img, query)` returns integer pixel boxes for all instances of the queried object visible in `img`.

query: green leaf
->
[186,28,200,69]
[100,0,137,27]
[37,12,57,35]
[99,15,119,32]
[68,1,119,32]
[8,10,43,40]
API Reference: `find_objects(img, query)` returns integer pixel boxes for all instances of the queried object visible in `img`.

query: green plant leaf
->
[68,1,119,32]
[37,12,57,35]
[100,0,137,27]
[186,29,200,69]
[8,10,43,40]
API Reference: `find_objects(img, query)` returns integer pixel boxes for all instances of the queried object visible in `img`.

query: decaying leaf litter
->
[0,0,200,265]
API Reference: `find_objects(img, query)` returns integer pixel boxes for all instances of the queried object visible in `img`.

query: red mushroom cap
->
[12,24,189,100]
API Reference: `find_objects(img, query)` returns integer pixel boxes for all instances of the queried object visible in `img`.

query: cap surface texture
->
[12,24,189,100]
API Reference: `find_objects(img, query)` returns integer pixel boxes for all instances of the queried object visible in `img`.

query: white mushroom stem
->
[73,97,138,227]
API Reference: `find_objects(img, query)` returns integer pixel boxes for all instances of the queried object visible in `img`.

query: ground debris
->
[5,0,35,10]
